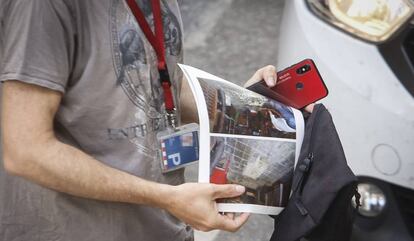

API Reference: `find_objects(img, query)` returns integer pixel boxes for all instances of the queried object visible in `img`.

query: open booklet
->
[179,64,305,215]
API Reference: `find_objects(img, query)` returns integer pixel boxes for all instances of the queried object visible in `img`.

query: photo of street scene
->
[198,78,296,139]
[210,136,295,207]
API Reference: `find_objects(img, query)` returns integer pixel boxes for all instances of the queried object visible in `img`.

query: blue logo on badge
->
[161,131,199,171]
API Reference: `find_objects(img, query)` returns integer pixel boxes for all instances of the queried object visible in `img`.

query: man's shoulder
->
[1,0,75,19]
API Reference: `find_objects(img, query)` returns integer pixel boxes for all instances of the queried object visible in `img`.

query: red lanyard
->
[125,0,175,111]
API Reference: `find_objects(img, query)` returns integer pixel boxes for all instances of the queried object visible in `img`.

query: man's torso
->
[0,1,192,240]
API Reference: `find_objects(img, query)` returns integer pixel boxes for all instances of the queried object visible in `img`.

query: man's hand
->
[244,65,314,113]
[164,183,250,232]
[244,65,277,88]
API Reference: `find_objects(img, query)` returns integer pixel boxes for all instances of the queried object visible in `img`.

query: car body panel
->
[277,0,414,191]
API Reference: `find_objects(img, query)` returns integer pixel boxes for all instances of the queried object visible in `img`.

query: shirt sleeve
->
[0,0,75,93]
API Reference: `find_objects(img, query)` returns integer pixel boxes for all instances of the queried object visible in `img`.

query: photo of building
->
[198,78,296,139]
[210,136,295,207]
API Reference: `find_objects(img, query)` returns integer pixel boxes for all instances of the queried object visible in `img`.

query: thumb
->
[215,212,251,232]
[212,184,245,199]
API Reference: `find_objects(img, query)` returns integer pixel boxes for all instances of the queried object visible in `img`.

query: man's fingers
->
[215,212,250,232]
[244,65,277,88]
[234,212,250,228]
[262,65,277,87]
[243,71,262,87]
[212,184,245,199]
[224,212,235,220]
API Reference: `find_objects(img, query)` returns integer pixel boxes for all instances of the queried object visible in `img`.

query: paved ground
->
[179,0,286,240]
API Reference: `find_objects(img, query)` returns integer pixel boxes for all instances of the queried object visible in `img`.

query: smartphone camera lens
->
[296,82,304,90]
[296,64,311,75]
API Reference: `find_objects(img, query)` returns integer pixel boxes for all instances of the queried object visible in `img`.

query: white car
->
[277,0,414,240]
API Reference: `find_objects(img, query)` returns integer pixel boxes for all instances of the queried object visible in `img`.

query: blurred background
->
[180,0,283,85]
[180,0,414,241]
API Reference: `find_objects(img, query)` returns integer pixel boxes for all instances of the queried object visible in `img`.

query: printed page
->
[179,64,304,215]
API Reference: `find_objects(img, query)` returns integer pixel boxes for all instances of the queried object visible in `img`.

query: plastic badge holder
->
[157,123,200,173]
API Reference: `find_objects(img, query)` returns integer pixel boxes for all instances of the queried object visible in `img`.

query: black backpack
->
[270,104,360,241]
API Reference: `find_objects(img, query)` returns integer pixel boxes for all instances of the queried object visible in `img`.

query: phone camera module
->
[296,64,311,75]
[296,82,304,90]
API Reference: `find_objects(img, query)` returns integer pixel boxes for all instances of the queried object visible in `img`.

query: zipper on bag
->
[293,105,322,215]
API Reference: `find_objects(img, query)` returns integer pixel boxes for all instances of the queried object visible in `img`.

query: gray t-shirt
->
[0,0,193,240]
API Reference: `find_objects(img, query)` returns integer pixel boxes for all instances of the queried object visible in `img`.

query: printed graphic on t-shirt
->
[109,0,182,157]
[110,0,181,113]
[109,0,182,133]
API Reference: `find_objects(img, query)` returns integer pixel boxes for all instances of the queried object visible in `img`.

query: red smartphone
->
[247,59,328,109]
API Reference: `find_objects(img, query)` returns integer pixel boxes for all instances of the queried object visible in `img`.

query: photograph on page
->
[179,64,304,215]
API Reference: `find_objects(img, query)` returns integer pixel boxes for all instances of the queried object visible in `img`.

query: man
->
[0,0,281,240]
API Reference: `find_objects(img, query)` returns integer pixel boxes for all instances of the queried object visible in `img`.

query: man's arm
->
[1,80,249,232]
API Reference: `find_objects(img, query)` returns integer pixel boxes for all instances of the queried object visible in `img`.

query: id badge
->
[157,123,199,173]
